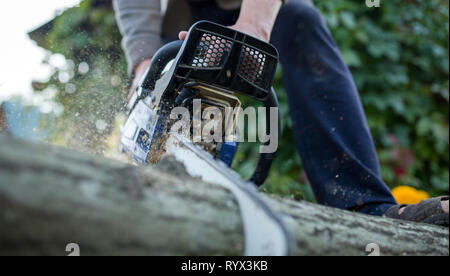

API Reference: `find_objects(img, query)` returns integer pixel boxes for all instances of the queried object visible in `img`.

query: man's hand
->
[178,20,269,42]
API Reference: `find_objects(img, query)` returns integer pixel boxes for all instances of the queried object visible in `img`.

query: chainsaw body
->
[120,21,291,256]
[121,21,279,186]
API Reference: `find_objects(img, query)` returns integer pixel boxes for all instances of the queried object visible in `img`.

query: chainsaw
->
[120,21,290,256]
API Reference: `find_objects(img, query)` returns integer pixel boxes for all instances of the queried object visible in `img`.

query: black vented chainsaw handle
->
[137,21,280,186]
[249,87,280,186]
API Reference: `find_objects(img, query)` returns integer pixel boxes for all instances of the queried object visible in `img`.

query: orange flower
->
[392,186,430,205]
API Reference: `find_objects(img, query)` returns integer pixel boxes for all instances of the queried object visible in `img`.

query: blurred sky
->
[0,0,81,102]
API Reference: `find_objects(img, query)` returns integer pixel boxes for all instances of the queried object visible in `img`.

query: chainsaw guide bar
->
[167,132,291,256]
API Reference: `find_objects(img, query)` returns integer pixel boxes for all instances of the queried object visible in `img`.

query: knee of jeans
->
[273,2,323,47]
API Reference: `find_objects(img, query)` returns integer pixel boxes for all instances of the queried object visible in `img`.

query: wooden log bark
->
[0,134,448,256]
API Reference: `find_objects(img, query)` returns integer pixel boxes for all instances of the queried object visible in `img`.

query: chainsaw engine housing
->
[121,21,280,185]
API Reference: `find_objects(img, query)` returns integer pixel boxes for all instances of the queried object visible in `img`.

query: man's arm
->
[112,0,162,76]
[179,0,283,42]
[232,0,282,42]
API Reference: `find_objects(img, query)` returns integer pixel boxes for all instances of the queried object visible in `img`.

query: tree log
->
[0,134,448,256]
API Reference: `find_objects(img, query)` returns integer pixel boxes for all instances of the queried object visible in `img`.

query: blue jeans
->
[187,0,397,215]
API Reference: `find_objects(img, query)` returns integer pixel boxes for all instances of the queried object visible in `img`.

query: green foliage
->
[37,0,448,199]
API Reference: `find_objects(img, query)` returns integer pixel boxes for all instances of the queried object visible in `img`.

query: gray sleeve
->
[112,0,162,76]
